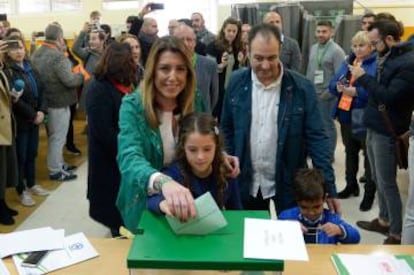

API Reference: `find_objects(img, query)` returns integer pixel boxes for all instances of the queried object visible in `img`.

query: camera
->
[34,31,45,38]
[6,40,20,50]
[89,23,101,32]
[338,75,349,86]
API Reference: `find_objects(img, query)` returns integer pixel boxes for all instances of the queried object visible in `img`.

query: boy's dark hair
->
[368,19,403,41]
[292,169,326,202]
[317,20,333,28]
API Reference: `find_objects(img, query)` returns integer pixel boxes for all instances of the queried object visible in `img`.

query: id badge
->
[314,70,324,85]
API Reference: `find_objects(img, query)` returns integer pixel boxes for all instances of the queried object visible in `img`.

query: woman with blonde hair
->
[329,30,377,210]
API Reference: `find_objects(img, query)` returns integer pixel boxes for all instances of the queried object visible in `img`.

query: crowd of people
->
[0,4,413,246]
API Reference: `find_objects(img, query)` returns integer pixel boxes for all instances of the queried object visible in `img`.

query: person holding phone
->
[206,17,242,121]
[126,3,158,66]
[329,31,376,210]
[3,35,49,207]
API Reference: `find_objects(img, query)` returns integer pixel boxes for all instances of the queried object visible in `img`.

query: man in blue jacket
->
[351,19,414,244]
[221,24,340,215]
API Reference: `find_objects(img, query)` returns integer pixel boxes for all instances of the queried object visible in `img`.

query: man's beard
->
[379,42,390,57]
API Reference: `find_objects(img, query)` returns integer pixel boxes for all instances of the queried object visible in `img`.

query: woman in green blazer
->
[116,36,215,233]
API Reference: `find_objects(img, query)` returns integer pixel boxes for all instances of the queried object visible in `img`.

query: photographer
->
[72,22,105,113]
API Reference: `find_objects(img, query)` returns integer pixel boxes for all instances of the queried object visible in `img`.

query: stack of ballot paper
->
[166,192,227,235]
[243,218,309,261]
[332,253,414,275]
[0,227,64,258]
[0,227,98,275]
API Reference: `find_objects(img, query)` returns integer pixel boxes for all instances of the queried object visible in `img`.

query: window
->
[102,0,139,10]
[102,0,138,10]
[103,0,217,35]
[0,0,10,14]
[17,0,80,13]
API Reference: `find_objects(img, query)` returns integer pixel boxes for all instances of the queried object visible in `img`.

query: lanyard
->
[40,41,59,51]
[317,40,332,69]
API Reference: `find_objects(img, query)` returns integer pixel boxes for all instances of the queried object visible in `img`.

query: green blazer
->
[116,88,204,233]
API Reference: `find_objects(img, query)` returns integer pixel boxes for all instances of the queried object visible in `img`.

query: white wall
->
[7,0,414,40]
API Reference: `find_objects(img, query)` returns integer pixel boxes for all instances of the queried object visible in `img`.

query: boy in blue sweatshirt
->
[279,168,360,244]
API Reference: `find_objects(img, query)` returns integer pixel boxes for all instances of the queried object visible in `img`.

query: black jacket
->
[5,61,46,131]
[86,78,124,229]
[357,42,414,135]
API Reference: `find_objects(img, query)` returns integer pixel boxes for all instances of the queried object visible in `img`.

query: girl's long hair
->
[215,17,242,53]
[175,112,228,208]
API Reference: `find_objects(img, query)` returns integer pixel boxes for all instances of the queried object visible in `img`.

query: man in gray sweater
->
[306,20,345,163]
[31,23,84,181]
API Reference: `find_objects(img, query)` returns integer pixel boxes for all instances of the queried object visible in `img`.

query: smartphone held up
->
[149,3,164,10]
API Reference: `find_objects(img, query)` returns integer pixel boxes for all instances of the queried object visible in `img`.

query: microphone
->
[10,79,25,102]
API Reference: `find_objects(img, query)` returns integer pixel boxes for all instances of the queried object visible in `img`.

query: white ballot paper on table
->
[166,192,227,235]
[13,232,98,275]
[243,218,309,261]
[0,227,64,258]
[332,253,414,275]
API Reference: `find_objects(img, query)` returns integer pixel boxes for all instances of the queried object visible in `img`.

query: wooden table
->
[3,239,413,274]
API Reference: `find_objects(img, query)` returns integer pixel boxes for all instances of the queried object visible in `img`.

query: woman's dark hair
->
[292,169,326,202]
[175,112,228,208]
[215,17,242,53]
[3,35,28,64]
[5,27,22,38]
[94,41,137,86]
[100,24,112,36]
[126,15,138,24]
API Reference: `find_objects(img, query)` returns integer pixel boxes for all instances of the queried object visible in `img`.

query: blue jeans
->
[15,126,39,194]
[366,129,402,235]
[318,94,337,162]
[402,135,414,244]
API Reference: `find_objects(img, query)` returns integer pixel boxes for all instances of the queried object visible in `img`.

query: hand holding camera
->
[221,52,229,67]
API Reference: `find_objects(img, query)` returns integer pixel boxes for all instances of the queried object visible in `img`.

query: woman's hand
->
[237,51,245,64]
[159,200,173,216]
[161,180,196,222]
[82,22,90,33]
[33,111,45,125]
[220,52,229,68]
[342,86,357,97]
[223,153,240,178]
[336,83,345,93]
[0,40,7,55]
[349,65,366,80]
